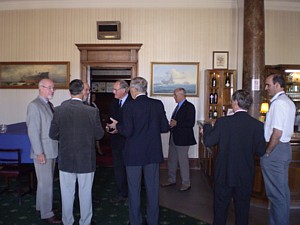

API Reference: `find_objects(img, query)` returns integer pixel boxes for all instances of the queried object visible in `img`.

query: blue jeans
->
[260,142,291,225]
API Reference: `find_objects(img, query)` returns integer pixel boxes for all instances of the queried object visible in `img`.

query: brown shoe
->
[161,181,176,187]
[42,215,62,224]
[179,184,191,192]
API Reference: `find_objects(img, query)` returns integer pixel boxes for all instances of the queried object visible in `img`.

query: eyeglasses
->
[113,88,123,92]
[41,85,55,91]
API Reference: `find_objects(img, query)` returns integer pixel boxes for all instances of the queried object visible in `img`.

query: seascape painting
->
[0,62,70,89]
[151,62,199,96]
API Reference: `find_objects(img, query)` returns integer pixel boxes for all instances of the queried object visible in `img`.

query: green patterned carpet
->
[0,167,210,225]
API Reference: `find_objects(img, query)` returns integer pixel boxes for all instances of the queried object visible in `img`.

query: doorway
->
[89,67,131,149]
[76,44,142,161]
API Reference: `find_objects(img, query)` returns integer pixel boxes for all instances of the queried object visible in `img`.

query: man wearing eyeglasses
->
[107,80,132,204]
[26,78,61,224]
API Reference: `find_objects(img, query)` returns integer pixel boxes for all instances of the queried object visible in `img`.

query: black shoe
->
[161,181,176,187]
[91,220,96,225]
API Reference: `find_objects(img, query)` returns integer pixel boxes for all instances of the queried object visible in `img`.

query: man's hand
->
[37,153,46,164]
[169,119,177,128]
[106,117,119,134]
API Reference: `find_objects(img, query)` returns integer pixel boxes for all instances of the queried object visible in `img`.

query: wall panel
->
[0,7,299,157]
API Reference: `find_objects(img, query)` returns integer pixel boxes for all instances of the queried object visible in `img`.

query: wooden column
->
[243,0,265,119]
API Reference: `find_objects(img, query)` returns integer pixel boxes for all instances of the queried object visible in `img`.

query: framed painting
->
[213,51,229,69]
[150,62,200,96]
[0,61,70,89]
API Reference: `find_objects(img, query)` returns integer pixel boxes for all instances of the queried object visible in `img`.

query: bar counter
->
[198,121,300,208]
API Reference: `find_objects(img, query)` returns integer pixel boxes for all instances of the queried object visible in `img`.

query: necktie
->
[48,101,54,113]
[171,104,179,119]
[119,100,122,108]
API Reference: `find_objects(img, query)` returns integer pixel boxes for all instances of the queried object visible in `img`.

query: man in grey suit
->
[26,78,61,224]
[49,79,104,225]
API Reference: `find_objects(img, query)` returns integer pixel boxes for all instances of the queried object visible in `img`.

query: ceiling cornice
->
[0,0,299,11]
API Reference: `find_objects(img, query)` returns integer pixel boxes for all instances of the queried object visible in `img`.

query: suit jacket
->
[49,99,104,173]
[116,95,170,166]
[203,111,266,187]
[171,100,197,146]
[26,96,58,159]
[109,94,132,150]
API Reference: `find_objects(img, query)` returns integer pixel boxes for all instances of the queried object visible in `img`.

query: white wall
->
[0,7,300,157]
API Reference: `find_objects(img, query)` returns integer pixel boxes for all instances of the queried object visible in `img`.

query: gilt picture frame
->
[213,51,229,69]
[150,62,200,96]
[0,61,70,89]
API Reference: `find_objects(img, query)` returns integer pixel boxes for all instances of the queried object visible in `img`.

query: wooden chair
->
[0,148,35,205]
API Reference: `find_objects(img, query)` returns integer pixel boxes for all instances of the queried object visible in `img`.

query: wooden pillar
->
[243,0,265,119]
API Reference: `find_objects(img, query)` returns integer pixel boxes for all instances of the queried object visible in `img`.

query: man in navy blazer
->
[161,88,196,191]
[108,79,132,203]
[108,77,169,225]
[202,89,265,225]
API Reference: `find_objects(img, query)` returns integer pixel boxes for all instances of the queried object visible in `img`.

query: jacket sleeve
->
[203,119,221,147]
[94,108,104,140]
[254,122,266,157]
[49,108,59,141]
[159,101,170,133]
[26,102,44,155]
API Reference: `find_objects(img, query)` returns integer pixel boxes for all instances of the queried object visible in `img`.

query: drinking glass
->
[0,124,7,133]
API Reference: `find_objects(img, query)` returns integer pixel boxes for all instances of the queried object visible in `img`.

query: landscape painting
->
[151,62,199,96]
[0,61,70,89]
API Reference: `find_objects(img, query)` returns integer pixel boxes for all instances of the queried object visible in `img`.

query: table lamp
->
[259,102,269,122]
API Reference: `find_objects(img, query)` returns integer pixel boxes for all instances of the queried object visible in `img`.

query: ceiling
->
[0,0,300,11]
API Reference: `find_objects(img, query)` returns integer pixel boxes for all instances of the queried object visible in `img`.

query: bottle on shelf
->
[222,106,226,116]
[214,90,218,104]
[208,106,213,120]
[209,90,214,104]
[212,72,216,87]
[225,72,231,87]
[213,106,218,118]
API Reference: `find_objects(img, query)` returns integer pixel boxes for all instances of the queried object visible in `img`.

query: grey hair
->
[232,89,253,110]
[174,88,186,96]
[116,80,129,93]
[130,77,147,93]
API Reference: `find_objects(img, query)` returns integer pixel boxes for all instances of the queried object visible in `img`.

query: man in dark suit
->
[49,79,104,225]
[26,78,61,224]
[107,80,132,203]
[108,77,169,225]
[201,89,265,225]
[161,88,196,191]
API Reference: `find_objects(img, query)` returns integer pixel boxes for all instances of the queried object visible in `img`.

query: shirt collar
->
[234,109,247,114]
[120,94,129,103]
[71,98,82,101]
[271,91,285,103]
[178,99,186,107]
[38,95,48,104]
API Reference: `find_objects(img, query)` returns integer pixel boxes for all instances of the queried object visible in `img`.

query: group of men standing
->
[27,79,104,225]
[26,73,295,225]
[26,76,196,225]
[201,73,295,225]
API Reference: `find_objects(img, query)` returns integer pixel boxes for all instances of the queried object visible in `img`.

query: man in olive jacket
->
[49,79,104,225]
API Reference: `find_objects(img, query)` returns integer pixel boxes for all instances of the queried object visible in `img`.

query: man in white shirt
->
[261,74,296,225]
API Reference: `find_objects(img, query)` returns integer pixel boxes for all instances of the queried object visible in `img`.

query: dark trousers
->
[112,147,128,198]
[213,183,252,225]
[126,163,160,225]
